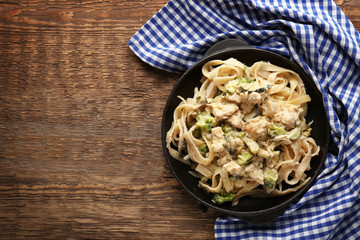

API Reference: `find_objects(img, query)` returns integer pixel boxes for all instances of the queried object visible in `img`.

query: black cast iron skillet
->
[161,39,330,224]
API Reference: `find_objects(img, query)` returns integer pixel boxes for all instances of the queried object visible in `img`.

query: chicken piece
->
[248,92,265,104]
[226,110,244,129]
[211,127,226,154]
[244,156,264,185]
[238,92,264,114]
[217,155,231,166]
[273,106,300,130]
[240,101,255,114]
[261,98,281,118]
[223,161,244,176]
[248,168,264,185]
[211,101,239,121]
[245,116,270,140]
[226,134,244,152]
[242,136,259,154]
[225,92,242,104]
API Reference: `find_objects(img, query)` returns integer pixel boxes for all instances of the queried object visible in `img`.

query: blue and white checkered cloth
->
[129,0,360,239]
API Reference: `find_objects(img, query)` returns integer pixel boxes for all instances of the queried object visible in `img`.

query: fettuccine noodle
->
[166,58,319,205]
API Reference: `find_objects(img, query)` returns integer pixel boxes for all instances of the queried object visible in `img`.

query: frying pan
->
[161,39,330,224]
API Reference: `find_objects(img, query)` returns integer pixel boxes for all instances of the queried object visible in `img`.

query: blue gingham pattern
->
[129,0,360,239]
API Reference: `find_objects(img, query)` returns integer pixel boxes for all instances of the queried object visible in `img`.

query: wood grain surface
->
[0,1,359,239]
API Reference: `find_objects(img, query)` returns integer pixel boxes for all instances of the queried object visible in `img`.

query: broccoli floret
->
[269,123,302,140]
[263,168,278,189]
[225,79,241,94]
[232,131,245,138]
[196,112,216,132]
[211,192,234,205]
[268,123,287,138]
[198,144,209,156]
[238,76,256,91]
[225,77,256,94]
[221,124,234,134]
[287,126,302,140]
[239,76,254,84]
[237,150,253,165]
[223,124,245,139]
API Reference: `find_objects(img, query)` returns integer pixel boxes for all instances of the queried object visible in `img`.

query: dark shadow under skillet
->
[161,39,330,224]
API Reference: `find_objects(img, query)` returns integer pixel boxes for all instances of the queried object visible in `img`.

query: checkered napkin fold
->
[128,0,360,239]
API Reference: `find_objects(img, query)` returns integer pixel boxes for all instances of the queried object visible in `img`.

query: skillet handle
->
[204,39,253,58]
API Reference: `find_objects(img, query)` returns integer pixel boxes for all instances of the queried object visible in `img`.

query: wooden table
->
[0,1,359,239]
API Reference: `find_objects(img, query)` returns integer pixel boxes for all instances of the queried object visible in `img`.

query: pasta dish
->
[166,58,319,206]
